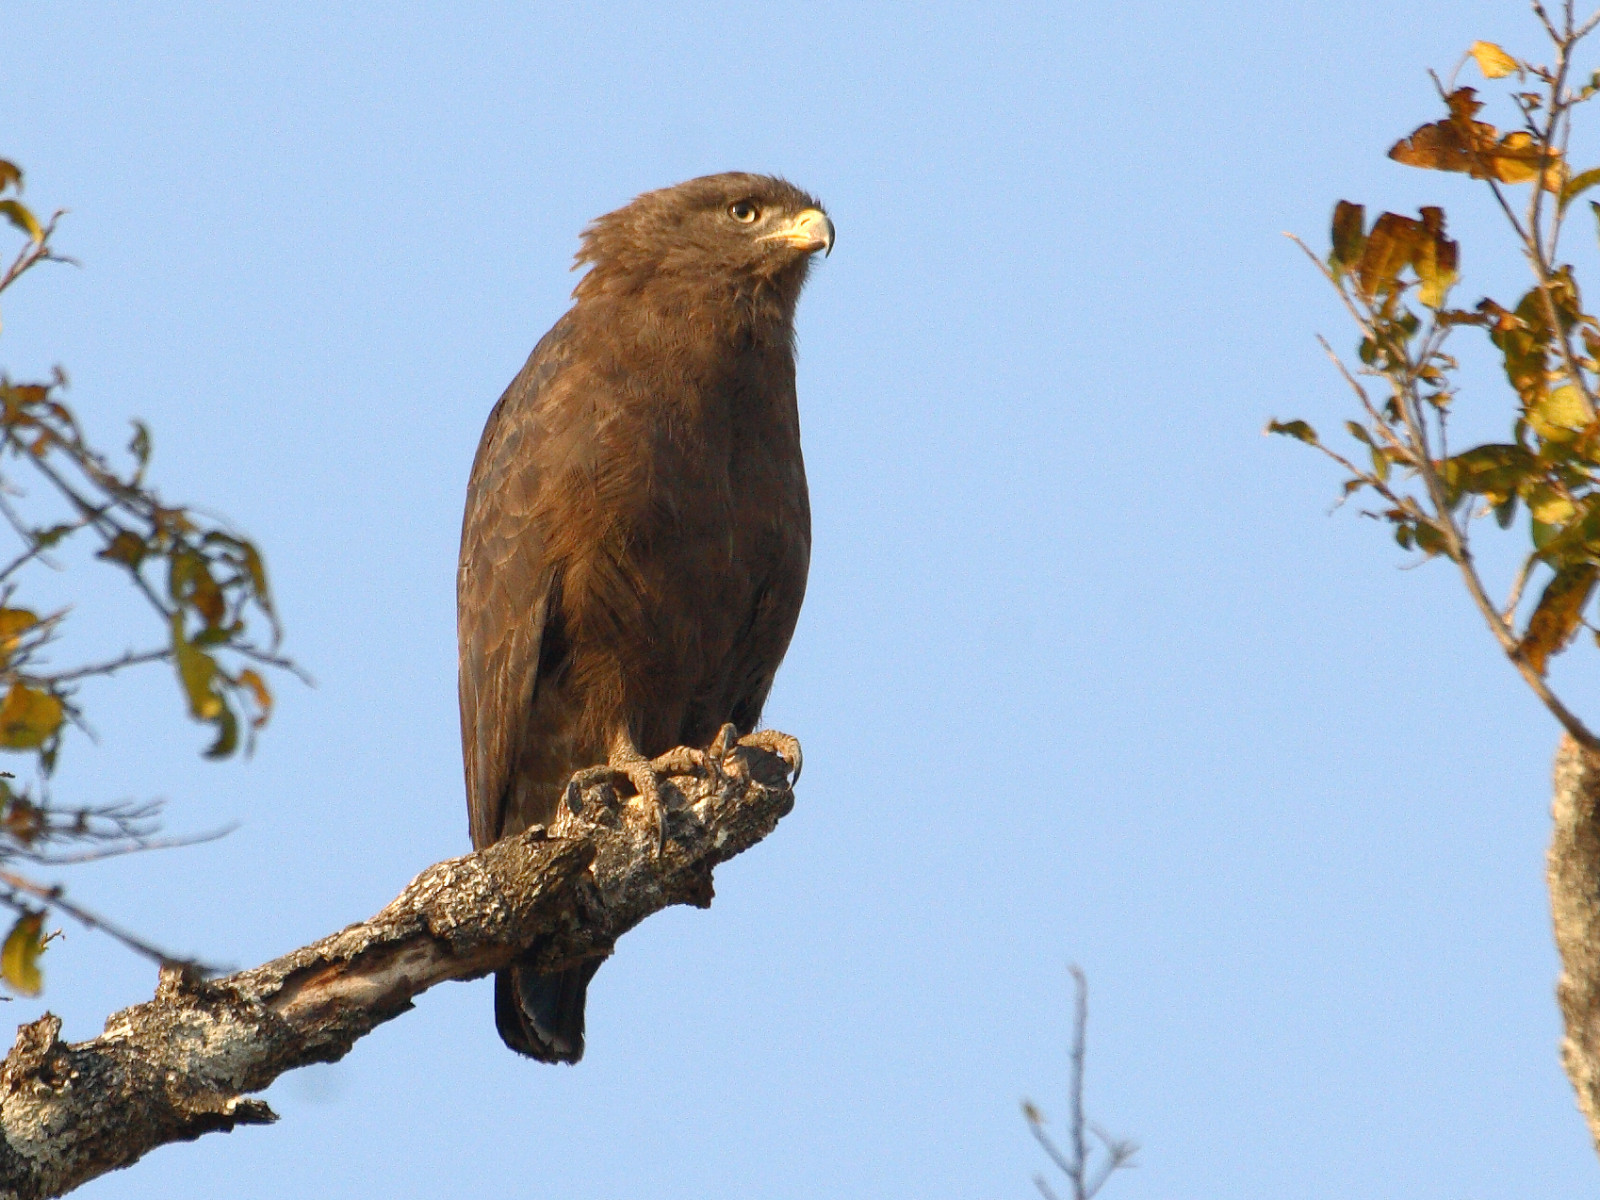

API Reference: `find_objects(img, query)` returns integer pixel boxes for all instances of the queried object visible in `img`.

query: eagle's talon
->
[737,730,803,782]
[709,722,738,766]
[613,756,671,855]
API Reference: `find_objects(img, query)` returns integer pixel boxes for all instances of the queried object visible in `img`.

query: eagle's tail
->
[494,959,600,1064]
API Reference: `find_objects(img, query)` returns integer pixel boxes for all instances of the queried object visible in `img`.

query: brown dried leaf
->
[1520,563,1600,674]
[1356,212,1425,299]
[1330,201,1366,277]
[1389,88,1566,192]
[237,668,272,729]
[96,530,146,569]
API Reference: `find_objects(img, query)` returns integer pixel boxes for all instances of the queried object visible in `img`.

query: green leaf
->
[1442,443,1536,498]
[1266,419,1318,444]
[31,524,74,551]
[172,616,223,721]
[1413,521,1450,557]
[97,530,146,569]
[127,421,151,474]
[1,913,43,997]
[204,704,238,759]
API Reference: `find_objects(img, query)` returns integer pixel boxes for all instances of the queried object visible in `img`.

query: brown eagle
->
[458,174,831,1063]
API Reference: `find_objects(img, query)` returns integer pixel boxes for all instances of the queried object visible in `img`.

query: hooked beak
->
[760,207,835,257]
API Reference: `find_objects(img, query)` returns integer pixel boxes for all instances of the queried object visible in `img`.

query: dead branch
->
[0,741,796,1200]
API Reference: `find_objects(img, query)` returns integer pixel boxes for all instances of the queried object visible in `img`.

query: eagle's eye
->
[728,200,760,224]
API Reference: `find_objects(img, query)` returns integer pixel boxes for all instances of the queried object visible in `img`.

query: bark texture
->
[0,744,796,1200]
[1550,734,1600,1154]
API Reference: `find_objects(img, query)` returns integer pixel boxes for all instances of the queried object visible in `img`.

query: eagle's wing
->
[458,316,574,850]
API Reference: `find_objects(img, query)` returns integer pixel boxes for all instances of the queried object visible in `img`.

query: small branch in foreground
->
[1023,966,1137,1200]
[0,738,797,1200]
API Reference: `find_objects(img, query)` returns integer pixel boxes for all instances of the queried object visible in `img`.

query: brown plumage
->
[458,173,831,1062]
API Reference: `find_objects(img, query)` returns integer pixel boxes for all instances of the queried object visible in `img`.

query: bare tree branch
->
[1022,967,1137,1200]
[0,740,797,1200]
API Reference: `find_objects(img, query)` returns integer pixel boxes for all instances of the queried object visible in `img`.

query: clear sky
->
[5,1,1598,1196]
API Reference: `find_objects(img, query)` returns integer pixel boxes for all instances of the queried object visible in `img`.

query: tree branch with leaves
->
[0,159,296,996]
[1273,1,1600,1156]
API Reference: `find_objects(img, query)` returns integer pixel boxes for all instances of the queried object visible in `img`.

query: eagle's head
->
[572,173,832,324]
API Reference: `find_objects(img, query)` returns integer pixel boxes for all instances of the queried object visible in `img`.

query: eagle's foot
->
[649,723,741,785]
[736,729,803,782]
[561,754,671,849]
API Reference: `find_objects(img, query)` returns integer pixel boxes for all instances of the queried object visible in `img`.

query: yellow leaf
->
[0,684,63,751]
[1470,40,1518,79]
[0,608,37,658]
[1,913,44,997]
[0,200,42,244]
[1529,383,1595,442]
[1528,485,1577,525]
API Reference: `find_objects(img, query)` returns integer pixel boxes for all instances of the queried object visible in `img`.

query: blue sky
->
[5,1,1598,1196]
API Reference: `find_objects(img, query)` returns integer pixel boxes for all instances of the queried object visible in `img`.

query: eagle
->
[457,173,832,1063]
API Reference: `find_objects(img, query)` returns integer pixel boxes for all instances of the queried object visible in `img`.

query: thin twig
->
[1504,553,1540,620]
[34,647,171,686]
[16,822,236,866]
[0,869,221,975]
[1069,965,1088,1200]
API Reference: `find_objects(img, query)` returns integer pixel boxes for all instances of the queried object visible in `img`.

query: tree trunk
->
[0,743,796,1199]
[1549,734,1600,1153]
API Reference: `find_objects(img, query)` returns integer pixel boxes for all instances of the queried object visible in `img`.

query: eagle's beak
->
[761,208,835,257]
